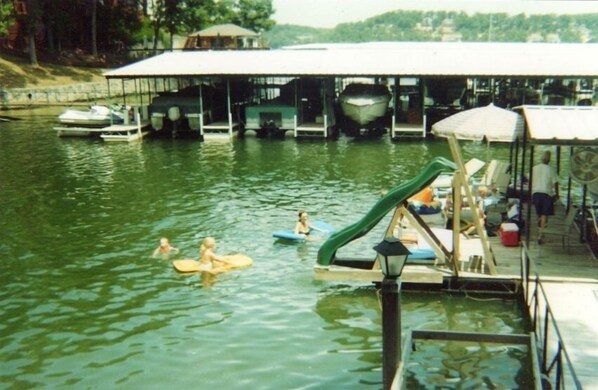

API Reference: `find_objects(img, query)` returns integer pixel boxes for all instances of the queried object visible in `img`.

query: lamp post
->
[373,237,410,390]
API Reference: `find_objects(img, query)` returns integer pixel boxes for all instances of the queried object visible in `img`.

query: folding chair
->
[541,206,578,253]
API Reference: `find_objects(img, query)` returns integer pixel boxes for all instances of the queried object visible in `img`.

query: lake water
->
[0,108,531,389]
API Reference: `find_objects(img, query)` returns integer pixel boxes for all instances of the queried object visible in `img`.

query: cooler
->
[498,223,519,246]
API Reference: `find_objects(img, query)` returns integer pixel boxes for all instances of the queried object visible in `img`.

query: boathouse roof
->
[190,24,259,37]
[104,42,598,79]
[515,105,598,146]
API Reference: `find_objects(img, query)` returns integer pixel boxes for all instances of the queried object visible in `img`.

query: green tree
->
[164,0,184,49]
[0,0,14,36]
[178,0,216,33]
[149,0,167,51]
[232,0,275,33]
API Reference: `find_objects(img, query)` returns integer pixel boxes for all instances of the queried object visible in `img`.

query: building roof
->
[189,24,259,37]
[516,105,598,145]
[104,42,598,79]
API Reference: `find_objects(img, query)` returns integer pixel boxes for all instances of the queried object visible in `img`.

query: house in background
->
[184,24,266,50]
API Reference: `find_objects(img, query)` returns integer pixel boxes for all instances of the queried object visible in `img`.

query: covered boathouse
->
[103,42,598,140]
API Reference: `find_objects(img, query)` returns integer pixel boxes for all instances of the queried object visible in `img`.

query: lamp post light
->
[373,237,410,390]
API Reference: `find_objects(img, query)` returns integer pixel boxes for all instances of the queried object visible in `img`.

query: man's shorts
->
[532,192,554,216]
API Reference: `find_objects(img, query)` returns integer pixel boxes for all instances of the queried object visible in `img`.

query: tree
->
[91,0,99,56]
[0,0,14,37]
[149,0,186,51]
[179,0,216,33]
[232,0,275,33]
[149,0,167,52]
[164,0,183,50]
[18,0,42,65]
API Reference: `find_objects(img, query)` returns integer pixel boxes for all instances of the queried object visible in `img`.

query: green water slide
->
[317,157,456,267]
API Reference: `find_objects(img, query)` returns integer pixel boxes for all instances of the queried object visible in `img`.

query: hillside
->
[0,54,107,89]
[263,11,598,48]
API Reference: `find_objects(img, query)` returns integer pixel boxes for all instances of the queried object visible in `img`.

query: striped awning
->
[516,105,598,145]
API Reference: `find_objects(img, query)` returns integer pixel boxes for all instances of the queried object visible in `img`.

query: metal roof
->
[104,42,598,79]
[189,24,259,37]
[516,105,598,145]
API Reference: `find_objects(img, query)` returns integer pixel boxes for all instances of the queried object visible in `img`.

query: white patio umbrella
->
[431,103,524,143]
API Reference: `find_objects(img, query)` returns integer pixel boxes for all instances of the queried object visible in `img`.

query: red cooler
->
[499,223,519,246]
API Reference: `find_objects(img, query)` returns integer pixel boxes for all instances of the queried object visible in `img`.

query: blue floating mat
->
[272,220,335,241]
[407,248,436,261]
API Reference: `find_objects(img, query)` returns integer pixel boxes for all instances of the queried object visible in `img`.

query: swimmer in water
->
[294,209,325,237]
[153,237,179,258]
[198,237,234,270]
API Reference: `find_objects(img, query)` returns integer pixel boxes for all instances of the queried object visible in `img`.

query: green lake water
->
[0,108,531,389]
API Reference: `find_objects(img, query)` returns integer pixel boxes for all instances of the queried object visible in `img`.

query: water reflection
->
[0,111,529,388]
[315,287,531,388]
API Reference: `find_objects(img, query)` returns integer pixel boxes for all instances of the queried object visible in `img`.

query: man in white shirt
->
[532,151,559,244]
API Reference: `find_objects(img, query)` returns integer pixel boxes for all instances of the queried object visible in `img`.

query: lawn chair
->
[465,158,485,178]
[479,160,511,194]
[472,160,511,208]
[432,158,485,198]
[541,205,579,253]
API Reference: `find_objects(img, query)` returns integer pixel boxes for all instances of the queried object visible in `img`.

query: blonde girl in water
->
[152,237,179,258]
[198,237,234,270]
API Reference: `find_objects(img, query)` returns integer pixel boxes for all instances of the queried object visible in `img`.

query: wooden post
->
[453,172,462,268]
[227,80,232,137]
[381,276,400,390]
[448,135,497,274]
[199,83,205,136]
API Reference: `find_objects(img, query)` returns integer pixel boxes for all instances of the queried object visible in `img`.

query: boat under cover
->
[338,83,391,125]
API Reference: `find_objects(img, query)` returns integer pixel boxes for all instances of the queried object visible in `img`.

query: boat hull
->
[58,106,124,128]
[339,84,391,125]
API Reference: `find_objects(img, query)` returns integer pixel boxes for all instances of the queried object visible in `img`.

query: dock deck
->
[295,121,328,137]
[55,121,151,142]
[465,202,598,389]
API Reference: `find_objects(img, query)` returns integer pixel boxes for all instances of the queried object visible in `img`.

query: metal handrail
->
[520,243,582,389]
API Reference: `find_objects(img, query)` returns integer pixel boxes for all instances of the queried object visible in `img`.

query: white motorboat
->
[58,105,126,127]
[338,83,391,125]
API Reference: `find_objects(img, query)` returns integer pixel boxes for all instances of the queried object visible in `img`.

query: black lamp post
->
[373,237,410,390]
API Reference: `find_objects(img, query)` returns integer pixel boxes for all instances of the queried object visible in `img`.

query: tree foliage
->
[264,10,598,48]
[0,0,14,36]
[5,0,274,62]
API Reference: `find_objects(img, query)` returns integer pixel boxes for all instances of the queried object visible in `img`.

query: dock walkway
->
[470,202,598,389]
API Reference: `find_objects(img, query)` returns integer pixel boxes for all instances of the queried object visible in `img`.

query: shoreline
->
[0,81,119,108]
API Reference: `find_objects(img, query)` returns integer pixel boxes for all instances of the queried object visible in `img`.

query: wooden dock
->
[55,119,151,142]
[294,115,330,138]
[100,122,150,142]
[294,121,328,137]
[464,202,598,389]
[390,115,426,139]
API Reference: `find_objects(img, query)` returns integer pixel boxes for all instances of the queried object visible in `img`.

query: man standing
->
[532,151,559,244]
